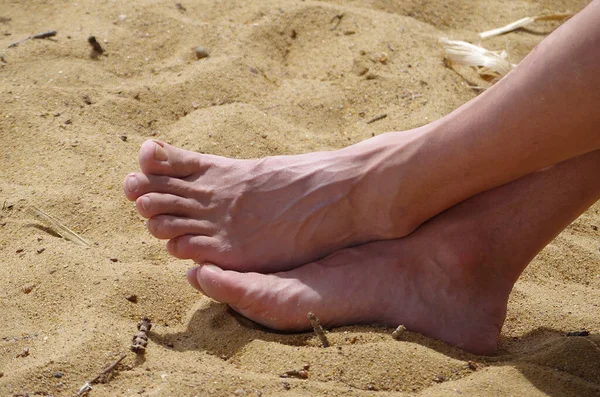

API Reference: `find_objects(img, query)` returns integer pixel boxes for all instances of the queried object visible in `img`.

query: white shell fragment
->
[392,324,407,340]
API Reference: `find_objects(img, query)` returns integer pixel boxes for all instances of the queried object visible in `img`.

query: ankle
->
[343,129,434,240]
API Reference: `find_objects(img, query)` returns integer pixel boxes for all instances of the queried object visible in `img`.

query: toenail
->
[154,143,168,161]
[127,175,139,192]
[139,196,150,211]
[203,264,223,274]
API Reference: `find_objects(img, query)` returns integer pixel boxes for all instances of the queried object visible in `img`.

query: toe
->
[138,140,209,177]
[124,173,214,202]
[166,234,225,262]
[123,173,142,201]
[195,264,253,307]
[135,193,205,218]
[147,215,216,239]
[194,264,318,331]
[186,267,205,294]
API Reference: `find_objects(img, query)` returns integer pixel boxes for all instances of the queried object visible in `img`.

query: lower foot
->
[124,134,427,272]
[188,220,510,355]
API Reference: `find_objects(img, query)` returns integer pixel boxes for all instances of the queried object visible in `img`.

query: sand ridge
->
[1,0,599,395]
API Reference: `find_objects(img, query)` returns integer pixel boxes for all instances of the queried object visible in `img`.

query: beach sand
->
[1,0,599,395]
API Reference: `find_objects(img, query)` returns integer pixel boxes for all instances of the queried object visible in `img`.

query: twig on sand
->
[366,114,387,124]
[131,317,152,353]
[281,369,309,379]
[307,312,330,347]
[8,30,56,48]
[330,13,344,30]
[76,354,127,395]
[567,330,589,337]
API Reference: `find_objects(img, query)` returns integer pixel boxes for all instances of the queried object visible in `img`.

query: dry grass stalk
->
[479,13,572,39]
[76,354,127,395]
[30,206,90,246]
[440,38,514,78]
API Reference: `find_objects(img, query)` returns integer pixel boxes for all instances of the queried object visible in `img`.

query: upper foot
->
[123,137,425,272]
[187,222,511,355]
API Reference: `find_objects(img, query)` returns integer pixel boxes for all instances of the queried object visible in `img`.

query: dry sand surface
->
[1,0,599,395]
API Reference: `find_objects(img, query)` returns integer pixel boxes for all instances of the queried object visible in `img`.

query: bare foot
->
[187,223,508,355]
[124,134,428,272]
[187,151,600,355]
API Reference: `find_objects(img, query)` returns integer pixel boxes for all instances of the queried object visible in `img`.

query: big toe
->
[186,267,205,294]
[138,140,205,177]
[193,264,312,331]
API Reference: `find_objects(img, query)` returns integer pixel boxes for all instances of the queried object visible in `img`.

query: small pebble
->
[54,371,64,378]
[392,324,407,340]
[281,382,290,391]
[592,225,598,231]
[296,370,308,379]
[120,135,128,142]
[16,347,29,358]
[433,375,445,383]
[22,284,35,294]
[0,372,3,378]
[36,247,45,254]
[233,389,246,396]
[110,258,119,262]
[467,361,478,371]
[195,46,210,59]
[125,294,138,303]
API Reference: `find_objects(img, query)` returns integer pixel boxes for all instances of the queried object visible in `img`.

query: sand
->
[1,0,599,395]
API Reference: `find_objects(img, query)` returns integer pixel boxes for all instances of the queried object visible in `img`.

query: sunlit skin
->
[124,1,600,354]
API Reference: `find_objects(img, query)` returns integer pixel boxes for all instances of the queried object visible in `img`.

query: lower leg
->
[189,150,600,354]
[393,0,600,227]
